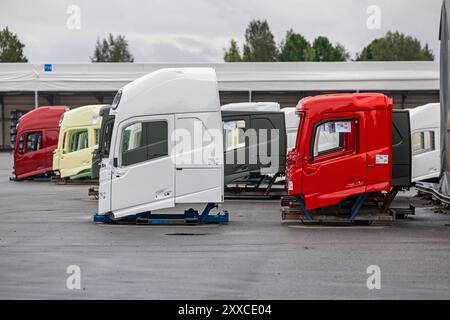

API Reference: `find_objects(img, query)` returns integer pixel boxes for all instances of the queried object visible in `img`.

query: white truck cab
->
[408,103,440,182]
[98,68,224,220]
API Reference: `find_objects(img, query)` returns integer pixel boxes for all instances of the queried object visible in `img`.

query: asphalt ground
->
[0,152,449,299]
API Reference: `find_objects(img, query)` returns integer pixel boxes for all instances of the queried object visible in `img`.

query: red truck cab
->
[13,106,69,180]
[286,93,394,211]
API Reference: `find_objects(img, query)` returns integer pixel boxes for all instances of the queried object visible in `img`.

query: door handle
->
[304,166,318,175]
[113,170,126,178]
[368,164,375,168]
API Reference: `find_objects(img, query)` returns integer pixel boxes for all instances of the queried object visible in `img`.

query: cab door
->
[110,115,175,219]
[59,128,92,177]
[249,112,286,175]
[222,113,251,184]
[19,131,46,177]
[301,113,366,210]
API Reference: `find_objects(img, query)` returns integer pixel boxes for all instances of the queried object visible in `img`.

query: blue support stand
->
[93,203,229,225]
[350,194,369,220]
[293,194,369,222]
[295,196,312,221]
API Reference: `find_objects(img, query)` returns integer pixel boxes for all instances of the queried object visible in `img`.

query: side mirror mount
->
[113,157,118,168]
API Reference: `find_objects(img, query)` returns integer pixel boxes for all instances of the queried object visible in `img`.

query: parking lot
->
[0,152,449,299]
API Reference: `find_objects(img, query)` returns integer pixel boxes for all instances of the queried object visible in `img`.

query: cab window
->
[121,121,168,167]
[412,131,435,155]
[94,129,100,145]
[26,132,43,153]
[68,130,89,153]
[311,119,356,162]
[223,120,246,151]
[17,134,25,153]
[101,121,114,157]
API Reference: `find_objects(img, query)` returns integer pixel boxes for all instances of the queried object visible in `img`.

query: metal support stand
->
[93,203,229,225]
[295,196,312,221]
[350,194,369,220]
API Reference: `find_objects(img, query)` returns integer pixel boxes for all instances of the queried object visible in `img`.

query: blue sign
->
[44,64,52,72]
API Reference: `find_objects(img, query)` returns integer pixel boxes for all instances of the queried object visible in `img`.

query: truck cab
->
[408,103,440,182]
[98,68,224,219]
[286,93,411,212]
[53,105,104,179]
[13,106,68,180]
[221,102,286,183]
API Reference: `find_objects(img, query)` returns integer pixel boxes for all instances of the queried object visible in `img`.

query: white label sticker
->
[376,155,388,164]
[335,121,352,133]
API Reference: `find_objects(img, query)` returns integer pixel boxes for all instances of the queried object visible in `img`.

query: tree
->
[91,33,134,62]
[279,30,315,61]
[312,36,348,62]
[243,20,278,62]
[333,43,350,61]
[0,27,28,62]
[224,39,242,62]
[357,31,434,61]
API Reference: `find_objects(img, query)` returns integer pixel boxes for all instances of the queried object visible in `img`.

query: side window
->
[147,121,168,159]
[121,121,168,167]
[412,131,435,155]
[311,120,355,161]
[102,121,114,157]
[223,120,246,151]
[94,129,99,146]
[26,132,43,153]
[68,130,89,153]
[252,118,275,156]
[17,134,25,153]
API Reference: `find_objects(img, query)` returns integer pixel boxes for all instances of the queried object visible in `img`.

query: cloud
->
[0,0,442,62]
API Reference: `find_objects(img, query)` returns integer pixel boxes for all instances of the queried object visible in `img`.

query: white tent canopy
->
[0,62,439,93]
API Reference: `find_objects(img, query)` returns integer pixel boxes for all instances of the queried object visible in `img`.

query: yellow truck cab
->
[53,105,104,179]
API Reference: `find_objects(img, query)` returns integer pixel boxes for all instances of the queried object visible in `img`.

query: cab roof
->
[60,105,104,128]
[222,102,280,112]
[113,68,220,122]
[297,93,391,117]
[408,103,440,131]
[17,106,68,132]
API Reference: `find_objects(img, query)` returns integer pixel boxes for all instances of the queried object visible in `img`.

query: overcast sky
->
[0,0,443,63]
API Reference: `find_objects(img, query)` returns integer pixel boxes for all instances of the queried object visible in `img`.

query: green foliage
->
[0,27,28,62]
[312,36,348,62]
[243,20,278,62]
[279,30,315,61]
[333,43,350,61]
[357,31,434,61]
[224,39,242,62]
[91,34,134,63]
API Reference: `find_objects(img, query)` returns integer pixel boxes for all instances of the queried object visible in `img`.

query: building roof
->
[0,62,439,93]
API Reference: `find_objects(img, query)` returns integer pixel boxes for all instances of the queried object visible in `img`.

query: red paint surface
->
[286,93,392,210]
[13,106,68,180]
